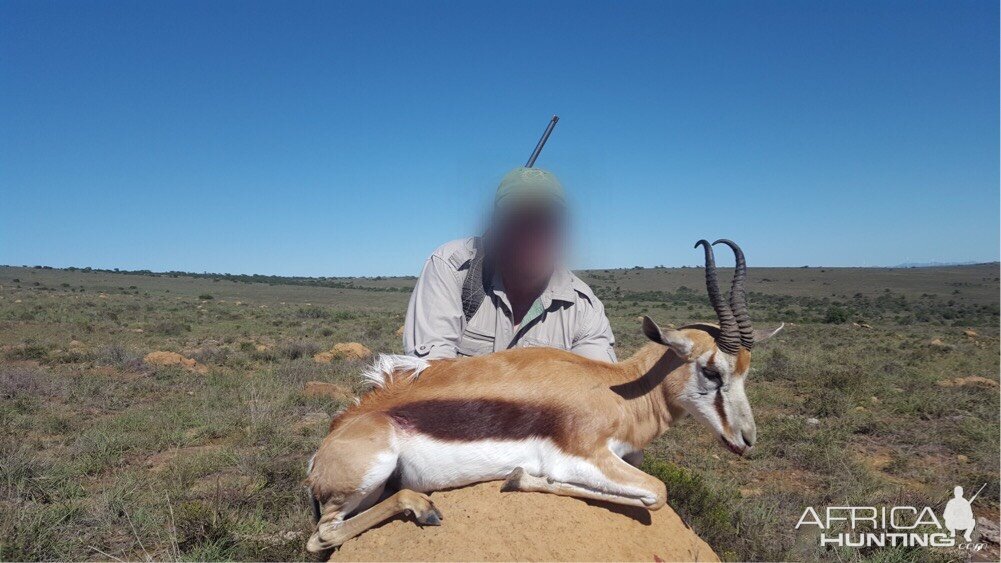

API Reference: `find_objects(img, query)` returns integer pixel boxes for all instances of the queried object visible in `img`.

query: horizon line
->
[2,260,998,280]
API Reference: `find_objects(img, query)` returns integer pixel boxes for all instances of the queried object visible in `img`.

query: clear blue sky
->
[2,1,997,276]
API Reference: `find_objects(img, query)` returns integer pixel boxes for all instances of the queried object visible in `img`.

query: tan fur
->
[306,324,753,552]
[315,336,701,462]
[735,348,751,376]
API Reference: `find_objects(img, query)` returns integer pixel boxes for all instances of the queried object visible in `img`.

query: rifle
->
[461,115,561,322]
[526,115,559,167]
[969,482,988,503]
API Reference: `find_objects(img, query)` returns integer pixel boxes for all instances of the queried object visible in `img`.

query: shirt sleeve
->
[571,295,617,363]
[404,255,463,360]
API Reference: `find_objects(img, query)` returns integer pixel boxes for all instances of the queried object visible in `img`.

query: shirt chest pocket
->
[458,327,495,357]
[518,336,555,349]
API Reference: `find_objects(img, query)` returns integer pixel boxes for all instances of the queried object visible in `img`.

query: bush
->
[643,459,792,560]
[277,340,321,360]
[4,344,51,362]
[198,294,213,300]
[191,346,229,365]
[174,500,237,554]
[0,365,60,400]
[296,306,330,320]
[641,459,741,558]
[823,306,850,324]
[94,344,141,370]
[804,388,849,417]
[151,320,190,336]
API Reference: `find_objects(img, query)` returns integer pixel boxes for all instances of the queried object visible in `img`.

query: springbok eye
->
[703,367,723,386]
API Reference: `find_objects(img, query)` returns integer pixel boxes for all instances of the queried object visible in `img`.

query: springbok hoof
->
[415,502,443,526]
[417,509,442,526]
[501,467,525,492]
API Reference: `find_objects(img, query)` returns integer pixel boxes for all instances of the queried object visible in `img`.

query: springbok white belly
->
[394,434,604,492]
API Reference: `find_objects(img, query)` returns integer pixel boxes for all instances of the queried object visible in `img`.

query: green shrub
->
[823,306,850,324]
[94,344,141,369]
[4,344,51,362]
[296,306,329,319]
[151,320,190,336]
[642,459,740,556]
[174,500,237,555]
[277,340,321,360]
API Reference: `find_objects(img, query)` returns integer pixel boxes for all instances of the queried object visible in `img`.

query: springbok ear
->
[642,315,665,343]
[642,316,693,356]
[753,323,785,345]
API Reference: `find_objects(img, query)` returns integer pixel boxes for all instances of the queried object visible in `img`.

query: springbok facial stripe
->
[714,391,731,433]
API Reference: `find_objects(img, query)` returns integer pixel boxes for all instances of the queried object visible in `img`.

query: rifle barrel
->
[969,482,988,503]
[526,115,559,167]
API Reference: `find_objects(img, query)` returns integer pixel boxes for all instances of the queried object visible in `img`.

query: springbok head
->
[642,239,783,456]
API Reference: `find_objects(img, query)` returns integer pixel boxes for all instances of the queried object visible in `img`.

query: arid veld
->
[1,263,998,561]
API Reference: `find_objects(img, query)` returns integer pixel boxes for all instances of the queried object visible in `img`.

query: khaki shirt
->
[403,238,616,362]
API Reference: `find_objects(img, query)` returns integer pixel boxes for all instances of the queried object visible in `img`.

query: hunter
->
[403,167,616,362]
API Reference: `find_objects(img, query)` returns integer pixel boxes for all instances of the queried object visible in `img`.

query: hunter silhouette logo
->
[796,484,987,550]
[943,484,985,542]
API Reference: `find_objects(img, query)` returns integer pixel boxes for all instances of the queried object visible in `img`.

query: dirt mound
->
[927,338,953,350]
[314,352,336,363]
[332,342,372,359]
[143,351,208,374]
[330,481,718,562]
[315,342,373,363]
[936,376,998,389]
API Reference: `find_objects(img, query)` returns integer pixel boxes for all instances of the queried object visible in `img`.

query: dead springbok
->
[306,239,782,552]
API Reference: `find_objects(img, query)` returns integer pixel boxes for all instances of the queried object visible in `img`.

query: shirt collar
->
[490,267,576,311]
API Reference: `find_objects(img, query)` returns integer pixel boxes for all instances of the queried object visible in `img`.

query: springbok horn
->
[694,240,740,355]
[713,239,754,350]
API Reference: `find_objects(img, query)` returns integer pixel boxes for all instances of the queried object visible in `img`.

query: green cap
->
[494,167,566,210]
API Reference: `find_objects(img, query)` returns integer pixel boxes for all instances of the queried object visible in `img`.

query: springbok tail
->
[361,354,430,388]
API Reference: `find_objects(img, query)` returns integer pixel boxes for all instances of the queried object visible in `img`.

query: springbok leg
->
[501,453,666,509]
[307,489,443,552]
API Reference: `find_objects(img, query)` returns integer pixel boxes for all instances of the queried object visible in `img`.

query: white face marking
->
[675,349,756,452]
[727,375,756,447]
[675,351,722,431]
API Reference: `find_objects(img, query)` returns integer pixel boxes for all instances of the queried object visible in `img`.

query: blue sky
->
[2,1,998,276]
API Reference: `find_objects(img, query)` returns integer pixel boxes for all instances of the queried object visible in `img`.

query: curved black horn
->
[713,239,754,350]
[694,240,740,355]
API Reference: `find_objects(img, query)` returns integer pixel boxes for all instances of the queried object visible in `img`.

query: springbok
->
[306,239,782,552]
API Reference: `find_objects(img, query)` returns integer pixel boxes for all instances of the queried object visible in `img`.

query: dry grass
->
[0,264,997,561]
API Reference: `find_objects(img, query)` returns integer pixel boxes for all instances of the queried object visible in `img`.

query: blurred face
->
[494,204,566,285]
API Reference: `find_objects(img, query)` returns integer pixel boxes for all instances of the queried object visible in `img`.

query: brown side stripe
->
[387,399,567,444]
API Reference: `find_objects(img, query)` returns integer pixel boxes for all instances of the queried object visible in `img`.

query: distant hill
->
[894,261,999,268]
